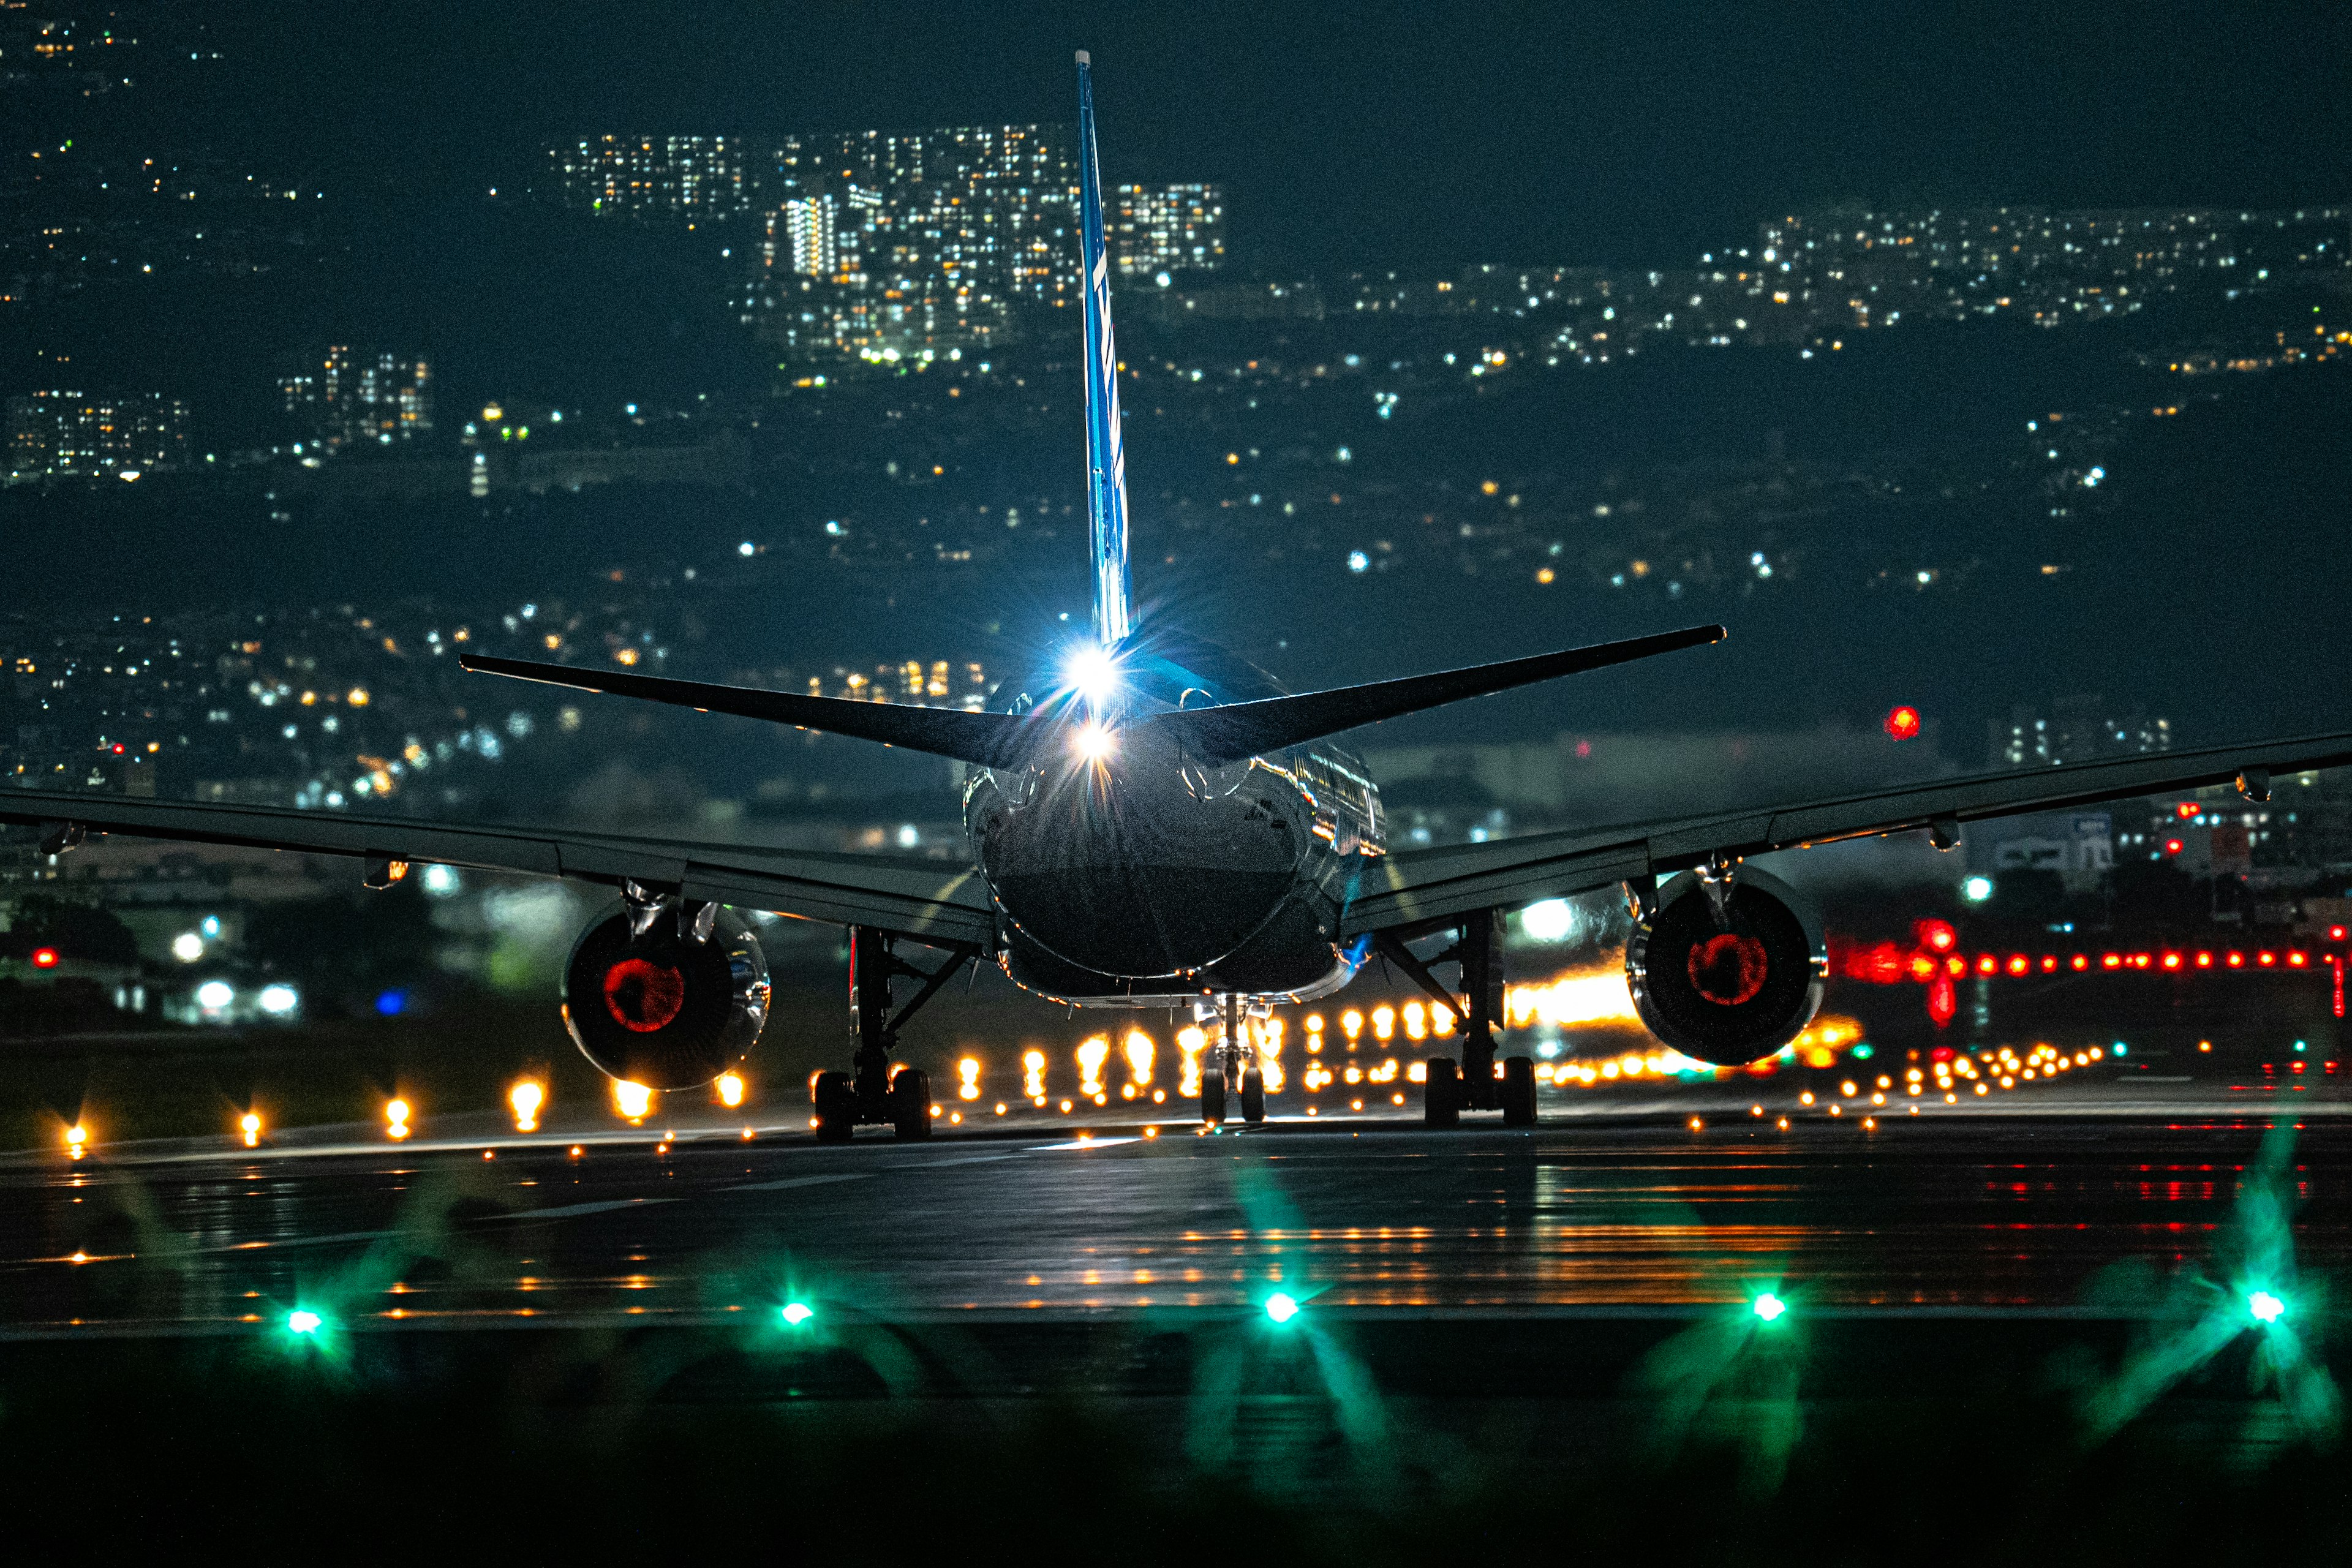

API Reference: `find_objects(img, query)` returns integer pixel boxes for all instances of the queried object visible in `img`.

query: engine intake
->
[1626,868,1825,1066]
[562,905,771,1088]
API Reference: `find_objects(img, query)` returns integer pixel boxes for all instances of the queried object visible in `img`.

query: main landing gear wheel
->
[1501,1054,1537,1128]
[1423,1058,1461,1128]
[812,1070,855,1144]
[1240,1069,1266,1125]
[1202,1071,1227,1125]
[889,1067,933,1141]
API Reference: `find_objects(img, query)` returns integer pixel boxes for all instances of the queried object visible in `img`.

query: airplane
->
[7,53,2352,1141]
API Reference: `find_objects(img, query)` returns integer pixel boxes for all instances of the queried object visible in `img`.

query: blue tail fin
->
[1076,51,1132,646]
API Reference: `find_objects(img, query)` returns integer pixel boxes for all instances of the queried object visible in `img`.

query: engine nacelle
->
[1626,868,1825,1066]
[562,906,771,1089]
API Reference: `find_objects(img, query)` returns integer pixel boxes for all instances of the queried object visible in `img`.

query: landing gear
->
[1423,1057,1460,1128]
[807,925,974,1142]
[1200,994,1266,1126]
[813,1071,856,1144]
[1501,1054,1537,1128]
[889,1067,933,1141]
[1381,910,1540,1130]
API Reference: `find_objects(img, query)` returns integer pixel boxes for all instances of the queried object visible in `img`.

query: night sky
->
[141,1,2352,271]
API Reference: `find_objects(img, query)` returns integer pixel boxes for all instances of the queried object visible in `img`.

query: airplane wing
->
[1341,727,2352,937]
[0,791,996,949]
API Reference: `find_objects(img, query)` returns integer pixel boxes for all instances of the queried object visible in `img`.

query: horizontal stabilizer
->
[460,654,1039,769]
[1136,624,1727,766]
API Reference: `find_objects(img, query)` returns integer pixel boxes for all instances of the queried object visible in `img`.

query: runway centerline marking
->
[483,1198,679,1221]
[721,1173,873,1193]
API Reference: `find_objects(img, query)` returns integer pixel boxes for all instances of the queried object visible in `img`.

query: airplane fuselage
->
[964,636,1384,1007]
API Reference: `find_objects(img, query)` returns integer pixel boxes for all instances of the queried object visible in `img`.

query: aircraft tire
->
[1202,1071,1227,1125]
[1501,1055,1537,1128]
[890,1068,933,1141]
[1424,1058,1461,1128]
[812,1070,856,1144]
[1240,1069,1265,1125]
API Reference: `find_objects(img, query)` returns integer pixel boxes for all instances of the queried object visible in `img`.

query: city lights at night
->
[0,9,2346,1549]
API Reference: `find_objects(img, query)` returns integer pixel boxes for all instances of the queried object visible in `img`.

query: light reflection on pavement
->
[0,1075,2346,1336]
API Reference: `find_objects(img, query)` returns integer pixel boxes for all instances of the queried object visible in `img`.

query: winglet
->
[1075,51,1132,646]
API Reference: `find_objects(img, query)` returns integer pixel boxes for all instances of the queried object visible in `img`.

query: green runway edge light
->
[780,1302,815,1327]
[1752,1293,1787,1323]
[1264,1293,1300,1325]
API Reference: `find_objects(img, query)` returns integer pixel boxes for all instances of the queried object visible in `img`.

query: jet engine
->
[1625,867,1825,1066]
[562,904,771,1089]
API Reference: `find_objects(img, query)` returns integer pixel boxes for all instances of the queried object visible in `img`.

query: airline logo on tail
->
[1077,51,1132,646]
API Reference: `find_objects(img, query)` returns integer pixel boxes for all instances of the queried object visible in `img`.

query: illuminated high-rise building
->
[279,348,432,450]
[4,390,188,481]
[1112,183,1226,277]
[549,137,750,219]
[747,126,1084,362]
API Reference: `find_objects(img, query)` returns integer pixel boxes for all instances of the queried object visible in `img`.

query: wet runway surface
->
[6,1081,2348,1336]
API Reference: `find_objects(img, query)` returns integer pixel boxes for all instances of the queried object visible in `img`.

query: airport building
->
[3,389,189,481]
[279,347,433,450]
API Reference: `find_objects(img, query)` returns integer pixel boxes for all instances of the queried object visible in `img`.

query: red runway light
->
[2040,955,2059,972]
[2006,954,2029,976]
[2289,951,2308,968]
[1884,705,1922,741]
[1926,974,1956,1026]
[2071,954,2089,971]
[2258,951,2277,967]
[30,947,58,969]
[1977,954,1998,975]
[2331,926,2348,943]
[2196,951,2212,967]
[2227,951,2245,968]
[2133,953,2152,969]
[2175,802,2201,820]
[1947,955,1966,977]
[2163,839,2185,856]
[2102,953,2122,970]
[1916,918,1958,954]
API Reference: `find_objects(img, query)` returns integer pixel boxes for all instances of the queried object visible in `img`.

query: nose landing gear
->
[1199,993,1267,1127]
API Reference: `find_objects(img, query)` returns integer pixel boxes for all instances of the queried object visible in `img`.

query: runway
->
[4,1077,2346,1338]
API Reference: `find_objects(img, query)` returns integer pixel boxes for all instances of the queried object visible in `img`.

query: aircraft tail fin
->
[1136,625,1728,765]
[1076,50,1132,646]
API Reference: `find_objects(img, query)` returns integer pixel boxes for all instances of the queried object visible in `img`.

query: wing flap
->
[0,791,996,947]
[1343,726,2352,937]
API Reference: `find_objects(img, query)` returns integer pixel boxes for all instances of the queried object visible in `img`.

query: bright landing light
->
[1264,1293,1300,1325]
[2248,1289,2287,1325]
[780,1302,815,1326]
[1752,1293,1787,1322]
[1065,643,1121,706]
[1073,723,1116,763]
[286,1310,323,1335]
